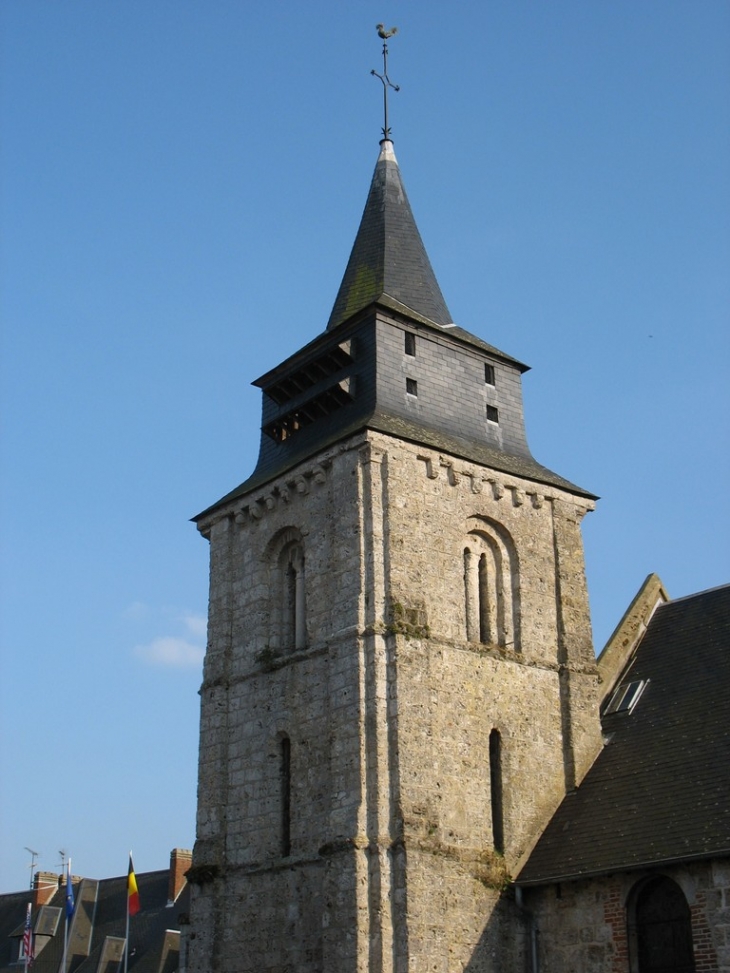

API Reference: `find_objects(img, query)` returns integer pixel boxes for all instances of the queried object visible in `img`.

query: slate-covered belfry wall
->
[244,304,540,503]
[373,315,532,459]
[188,425,600,973]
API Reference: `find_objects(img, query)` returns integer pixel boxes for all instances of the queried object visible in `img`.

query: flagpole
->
[124,851,131,973]
[124,883,130,973]
[23,904,29,973]
[124,851,141,973]
[62,859,71,973]
[23,902,32,973]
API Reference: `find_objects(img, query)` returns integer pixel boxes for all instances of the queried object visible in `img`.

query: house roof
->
[517,583,730,886]
[0,863,189,973]
[0,891,30,970]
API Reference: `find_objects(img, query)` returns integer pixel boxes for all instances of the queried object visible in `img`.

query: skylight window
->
[604,679,647,715]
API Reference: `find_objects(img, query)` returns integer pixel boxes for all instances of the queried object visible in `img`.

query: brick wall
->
[526,860,730,972]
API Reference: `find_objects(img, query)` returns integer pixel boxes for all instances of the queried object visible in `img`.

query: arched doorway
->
[633,875,695,973]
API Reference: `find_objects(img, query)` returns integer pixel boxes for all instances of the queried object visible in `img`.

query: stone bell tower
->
[187,133,602,973]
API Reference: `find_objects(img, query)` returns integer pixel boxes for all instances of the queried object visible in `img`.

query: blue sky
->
[1,1,728,892]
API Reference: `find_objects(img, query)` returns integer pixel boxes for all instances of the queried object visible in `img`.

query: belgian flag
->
[127,855,140,917]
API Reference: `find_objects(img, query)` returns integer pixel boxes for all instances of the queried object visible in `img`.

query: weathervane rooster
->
[372,24,400,140]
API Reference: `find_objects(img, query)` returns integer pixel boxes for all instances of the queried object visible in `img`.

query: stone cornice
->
[197,458,333,537]
[416,450,595,515]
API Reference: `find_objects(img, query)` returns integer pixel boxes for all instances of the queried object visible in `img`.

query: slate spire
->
[326,139,454,331]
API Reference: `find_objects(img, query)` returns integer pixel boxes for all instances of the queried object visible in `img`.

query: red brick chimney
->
[33,871,60,908]
[167,848,192,904]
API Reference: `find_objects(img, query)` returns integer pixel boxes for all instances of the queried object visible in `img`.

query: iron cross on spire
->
[371,24,400,141]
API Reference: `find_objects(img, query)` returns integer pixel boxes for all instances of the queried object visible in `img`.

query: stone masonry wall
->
[370,432,600,972]
[376,432,601,852]
[190,441,366,973]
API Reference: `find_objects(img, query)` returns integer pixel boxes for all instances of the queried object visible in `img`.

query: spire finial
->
[371,25,400,141]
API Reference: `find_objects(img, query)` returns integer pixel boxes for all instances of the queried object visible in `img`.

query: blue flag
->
[65,863,74,922]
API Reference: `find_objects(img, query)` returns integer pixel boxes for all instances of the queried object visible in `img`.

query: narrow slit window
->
[405,332,416,356]
[281,543,306,651]
[286,562,297,645]
[489,729,504,854]
[484,363,495,386]
[406,378,418,397]
[478,553,491,643]
[486,405,499,423]
[464,547,477,642]
[281,736,291,857]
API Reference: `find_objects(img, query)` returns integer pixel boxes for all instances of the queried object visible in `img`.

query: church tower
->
[187,102,602,973]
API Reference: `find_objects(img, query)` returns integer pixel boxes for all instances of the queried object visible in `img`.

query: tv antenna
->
[24,847,40,889]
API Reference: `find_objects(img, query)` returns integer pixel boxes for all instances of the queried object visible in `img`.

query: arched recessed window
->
[463,519,520,651]
[280,735,291,858]
[267,528,307,652]
[489,729,504,854]
[629,876,695,973]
